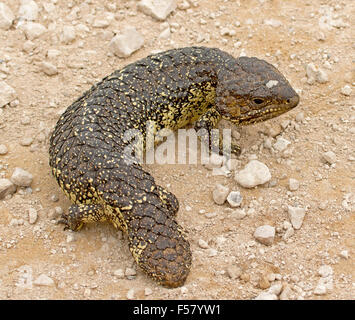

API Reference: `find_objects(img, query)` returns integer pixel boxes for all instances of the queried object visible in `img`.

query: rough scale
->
[49,46,299,288]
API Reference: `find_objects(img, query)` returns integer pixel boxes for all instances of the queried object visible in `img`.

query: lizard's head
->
[216,56,299,125]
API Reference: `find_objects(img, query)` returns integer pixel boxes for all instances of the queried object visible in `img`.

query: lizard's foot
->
[58,203,104,231]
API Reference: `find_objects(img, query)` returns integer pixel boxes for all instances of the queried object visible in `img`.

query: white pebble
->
[40,61,58,76]
[287,206,306,230]
[109,27,144,58]
[28,207,38,224]
[126,288,135,300]
[18,0,39,21]
[22,22,46,40]
[198,239,209,249]
[306,63,328,84]
[340,85,352,96]
[212,184,229,205]
[0,178,16,199]
[60,25,76,44]
[288,178,299,191]
[273,137,291,152]
[254,225,275,246]
[137,0,176,21]
[322,151,337,165]
[339,250,349,259]
[0,81,17,108]
[318,265,333,278]
[235,160,271,188]
[0,2,15,30]
[33,274,54,286]
[10,167,33,187]
[226,191,243,207]
[230,208,246,219]
[0,144,8,155]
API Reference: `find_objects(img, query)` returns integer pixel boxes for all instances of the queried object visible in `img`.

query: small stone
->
[204,153,224,169]
[126,288,135,300]
[144,287,153,296]
[28,207,37,224]
[295,112,304,122]
[230,208,246,219]
[198,239,209,249]
[235,160,271,188]
[268,282,283,295]
[39,61,58,76]
[226,265,242,280]
[314,284,327,295]
[253,225,275,246]
[109,27,144,58]
[158,27,171,39]
[47,49,61,59]
[33,274,54,286]
[20,137,33,146]
[10,167,33,187]
[263,19,282,27]
[22,22,46,40]
[138,0,177,21]
[282,227,294,240]
[60,25,76,44]
[212,184,229,205]
[18,0,39,21]
[0,2,15,30]
[0,81,17,108]
[318,265,333,278]
[306,63,328,84]
[322,151,336,165]
[273,137,291,152]
[340,85,352,96]
[258,275,271,289]
[22,40,35,53]
[288,178,299,191]
[125,267,137,278]
[254,292,278,300]
[0,144,8,155]
[226,191,243,207]
[339,250,349,259]
[66,234,75,243]
[113,269,124,278]
[0,179,16,199]
[287,206,306,230]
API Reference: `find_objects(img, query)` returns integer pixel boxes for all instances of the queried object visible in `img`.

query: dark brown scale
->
[49,46,299,288]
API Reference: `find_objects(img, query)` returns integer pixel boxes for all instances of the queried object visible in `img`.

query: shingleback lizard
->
[49,46,299,288]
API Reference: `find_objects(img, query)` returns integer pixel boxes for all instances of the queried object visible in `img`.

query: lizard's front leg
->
[194,107,241,156]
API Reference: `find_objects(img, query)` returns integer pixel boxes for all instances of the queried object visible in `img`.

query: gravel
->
[109,26,144,58]
[0,81,17,108]
[0,178,16,199]
[33,274,54,286]
[10,167,33,187]
[18,0,39,21]
[287,206,306,230]
[21,22,46,40]
[340,85,352,96]
[212,184,229,205]
[235,160,271,188]
[322,151,337,164]
[138,0,177,21]
[0,144,8,155]
[226,191,243,207]
[253,225,275,246]
[0,2,14,30]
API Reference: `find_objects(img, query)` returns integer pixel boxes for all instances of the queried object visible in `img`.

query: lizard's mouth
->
[227,103,294,126]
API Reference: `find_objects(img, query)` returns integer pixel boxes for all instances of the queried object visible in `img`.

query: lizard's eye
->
[253,98,264,105]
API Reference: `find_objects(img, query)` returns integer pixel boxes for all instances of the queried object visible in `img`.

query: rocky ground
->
[0,0,354,300]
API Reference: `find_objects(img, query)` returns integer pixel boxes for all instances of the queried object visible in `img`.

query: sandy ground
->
[0,0,354,300]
